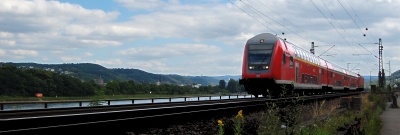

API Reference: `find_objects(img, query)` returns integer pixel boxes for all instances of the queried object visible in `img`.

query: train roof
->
[247,33,278,45]
[272,34,359,77]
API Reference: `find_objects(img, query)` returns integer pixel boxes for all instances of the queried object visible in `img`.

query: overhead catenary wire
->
[319,0,378,71]
[336,0,379,59]
[319,0,378,59]
[344,0,378,41]
[310,0,373,70]
[239,0,310,44]
[254,0,329,46]
[237,1,283,37]
[227,0,278,34]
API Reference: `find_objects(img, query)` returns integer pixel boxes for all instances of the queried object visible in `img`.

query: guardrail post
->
[152,99,154,103]
[108,100,110,105]
[237,95,239,98]
[198,97,200,101]
[44,103,48,108]
[169,98,171,102]
[185,97,187,101]
[79,102,82,107]
[251,95,253,98]
[132,99,134,104]
[1,104,3,110]
[209,96,211,100]
[229,95,230,99]
[220,96,221,99]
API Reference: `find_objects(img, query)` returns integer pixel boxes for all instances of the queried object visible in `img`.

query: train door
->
[319,69,321,85]
[295,62,299,86]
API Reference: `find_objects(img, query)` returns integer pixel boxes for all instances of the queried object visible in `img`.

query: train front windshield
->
[247,44,274,70]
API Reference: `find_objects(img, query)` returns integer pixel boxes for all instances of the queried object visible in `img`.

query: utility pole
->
[387,61,391,85]
[378,38,385,88]
[310,42,315,54]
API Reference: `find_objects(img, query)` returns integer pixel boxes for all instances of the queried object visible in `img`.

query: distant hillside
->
[391,69,400,80]
[362,76,378,80]
[0,62,235,86]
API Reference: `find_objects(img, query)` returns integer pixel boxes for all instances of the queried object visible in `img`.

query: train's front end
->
[239,33,281,97]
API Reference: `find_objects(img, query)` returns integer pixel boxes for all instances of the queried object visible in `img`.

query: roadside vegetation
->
[216,88,387,135]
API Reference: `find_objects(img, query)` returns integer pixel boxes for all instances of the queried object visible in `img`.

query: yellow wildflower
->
[218,120,224,126]
[236,110,243,119]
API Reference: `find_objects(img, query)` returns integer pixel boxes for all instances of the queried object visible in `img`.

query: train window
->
[296,50,299,58]
[313,57,316,64]
[311,57,314,63]
[300,51,304,59]
[282,54,286,65]
[298,51,301,58]
[310,55,313,63]
[302,74,305,83]
[290,56,293,67]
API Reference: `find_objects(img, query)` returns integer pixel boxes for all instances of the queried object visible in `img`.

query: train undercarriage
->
[239,78,363,98]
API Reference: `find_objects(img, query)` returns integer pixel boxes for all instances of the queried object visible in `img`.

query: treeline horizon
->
[0,65,243,97]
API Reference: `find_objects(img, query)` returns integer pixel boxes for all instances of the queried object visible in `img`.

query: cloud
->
[9,49,38,56]
[0,40,16,46]
[80,39,122,47]
[0,31,14,38]
[61,56,81,62]
[114,0,168,11]
[83,52,93,57]
[126,60,170,72]
[94,59,123,66]
[117,44,222,60]
[0,49,6,56]
[0,0,119,33]
[0,0,399,75]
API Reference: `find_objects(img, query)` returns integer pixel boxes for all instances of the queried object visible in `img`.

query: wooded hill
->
[0,64,244,97]
[0,62,235,86]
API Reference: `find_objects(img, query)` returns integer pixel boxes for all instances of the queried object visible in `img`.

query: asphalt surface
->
[380,97,400,135]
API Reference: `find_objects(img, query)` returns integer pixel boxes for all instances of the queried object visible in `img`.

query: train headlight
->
[248,66,254,70]
[265,65,269,69]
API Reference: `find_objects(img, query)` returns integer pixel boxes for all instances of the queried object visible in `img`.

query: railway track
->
[0,92,362,134]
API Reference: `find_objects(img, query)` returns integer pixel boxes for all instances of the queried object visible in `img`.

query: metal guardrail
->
[0,92,363,134]
[0,95,254,110]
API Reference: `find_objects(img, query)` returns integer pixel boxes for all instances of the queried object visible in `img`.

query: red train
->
[239,33,364,98]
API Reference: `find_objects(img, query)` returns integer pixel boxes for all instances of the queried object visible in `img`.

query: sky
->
[0,0,399,76]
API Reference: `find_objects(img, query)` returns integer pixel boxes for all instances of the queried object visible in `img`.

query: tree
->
[227,79,239,93]
[105,80,120,95]
[219,80,226,89]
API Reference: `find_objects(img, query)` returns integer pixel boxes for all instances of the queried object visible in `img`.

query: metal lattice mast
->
[378,38,385,88]
[310,42,315,54]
